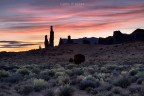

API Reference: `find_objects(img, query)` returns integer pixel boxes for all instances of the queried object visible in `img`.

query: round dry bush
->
[33,79,47,92]
[0,70,9,78]
[74,54,85,64]
[17,68,30,76]
[58,76,70,85]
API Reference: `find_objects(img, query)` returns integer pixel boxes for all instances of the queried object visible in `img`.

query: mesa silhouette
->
[44,26,144,48]
[99,29,144,45]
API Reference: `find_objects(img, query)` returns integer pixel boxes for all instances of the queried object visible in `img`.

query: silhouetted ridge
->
[98,28,144,45]
[131,29,144,35]
[113,31,130,44]
[99,36,113,45]
[59,36,98,46]
[130,29,144,41]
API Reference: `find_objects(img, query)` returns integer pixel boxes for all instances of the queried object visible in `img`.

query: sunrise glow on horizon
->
[0,0,144,52]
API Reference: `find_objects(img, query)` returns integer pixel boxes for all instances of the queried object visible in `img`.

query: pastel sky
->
[0,0,144,52]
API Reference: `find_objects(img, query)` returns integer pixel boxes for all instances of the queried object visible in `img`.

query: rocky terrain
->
[0,42,144,96]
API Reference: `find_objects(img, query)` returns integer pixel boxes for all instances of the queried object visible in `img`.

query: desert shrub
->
[85,87,94,93]
[38,69,55,81]
[0,92,7,96]
[48,70,55,77]
[70,75,85,85]
[58,76,70,85]
[101,82,113,91]
[112,87,122,94]
[0,70,9,78]
[139,87,144,96]
[55,72,65,77]
[32,68,40,74]
[0,83,10,90]
[76,75,85,82]
[84,75,96,81]
[56,67,65,72]
[128,84,142,94]
[121,71,128,76]
[74,54,85,64]
[129,70,137,76]
[129,76,139,83]
[90,88,98,95]
[24,65,34,70]
[0,65,11,71]
[69,58,73,63]
[136,71,144,78]
[114,77,131,88]
[4,73,23,83]
[17,68,30,75]
[105,92,113,96]
[66,64,75,69]
[79,76,100,90]
[33,79,47,92]
[58,85,74,96]
[45,89,55,96]
[16,85,33,95]
[87,68,95,74]
[65,70,73,76]
[71,68,84,76]
[137,78,144,85]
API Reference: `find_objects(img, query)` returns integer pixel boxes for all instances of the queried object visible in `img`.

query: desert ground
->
[0,42,144,96]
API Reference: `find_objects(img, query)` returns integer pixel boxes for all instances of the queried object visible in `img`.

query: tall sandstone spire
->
[44,35,49,48]
[50,26,54,47]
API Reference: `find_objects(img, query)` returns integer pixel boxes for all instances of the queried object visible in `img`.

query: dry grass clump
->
[33,78,47,92]
[0,70,9,78]
[17,68,30,76]
[79,75,100,90]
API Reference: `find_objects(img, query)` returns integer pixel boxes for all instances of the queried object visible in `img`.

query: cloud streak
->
[0,41,40,48]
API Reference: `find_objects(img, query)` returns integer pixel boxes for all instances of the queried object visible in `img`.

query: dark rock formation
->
[67,35,73,44]
[131,29,144,41]
[113,31,124,44]
[50,26,54,47]
[58,28,144,46]
[113,31,130,44]
[98,29,144,45]
[99,36,113,45]
[44,35,49,49]
[39,45,41,50]
[59,38,64,46]
[59,37,98,46]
